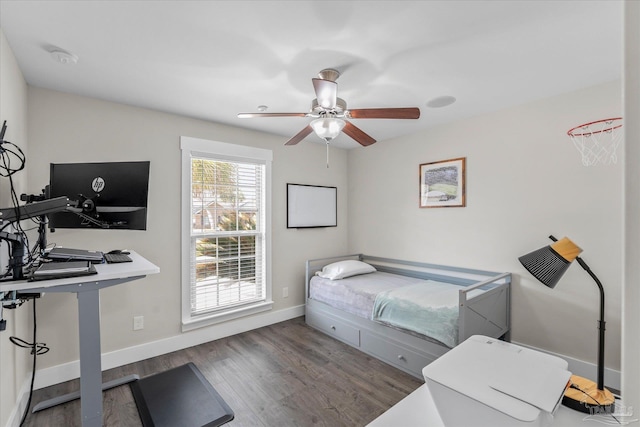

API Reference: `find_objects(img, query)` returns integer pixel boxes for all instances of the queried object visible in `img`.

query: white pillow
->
[316,260,376,280]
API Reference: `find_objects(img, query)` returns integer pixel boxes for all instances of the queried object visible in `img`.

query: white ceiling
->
[0,1,623,149]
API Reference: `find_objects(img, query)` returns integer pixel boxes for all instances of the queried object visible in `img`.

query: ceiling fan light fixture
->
[311,118,345,141]
[239,68,420,147]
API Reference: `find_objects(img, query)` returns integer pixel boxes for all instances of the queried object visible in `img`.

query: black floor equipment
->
[130,362,234,427]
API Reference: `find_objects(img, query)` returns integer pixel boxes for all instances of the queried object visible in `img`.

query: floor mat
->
[130,362,234,427]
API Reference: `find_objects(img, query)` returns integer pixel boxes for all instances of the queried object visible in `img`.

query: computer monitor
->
[48,161,150,230]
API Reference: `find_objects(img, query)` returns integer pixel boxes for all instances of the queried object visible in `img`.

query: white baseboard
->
[33,304,305,390]
[6,376,32,427]
[513,340,621,391]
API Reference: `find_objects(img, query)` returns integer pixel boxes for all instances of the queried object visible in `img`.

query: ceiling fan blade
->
[342,121,376,146]
[312,78,337,109]
[347,107,421,119]
[284,125,313,146]
[238,112,309,118]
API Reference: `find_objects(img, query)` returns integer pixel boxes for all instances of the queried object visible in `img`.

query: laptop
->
[29,260,98,281]
[46,247,104,263]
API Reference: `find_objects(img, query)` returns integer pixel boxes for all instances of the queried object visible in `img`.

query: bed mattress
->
[309,271,483,347]
[309,271,419,318]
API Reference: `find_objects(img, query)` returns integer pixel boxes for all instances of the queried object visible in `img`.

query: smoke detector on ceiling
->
[426,96,456,108]
[50,49,78,65]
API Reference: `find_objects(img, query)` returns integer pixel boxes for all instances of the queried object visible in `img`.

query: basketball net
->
[567,118,623,166]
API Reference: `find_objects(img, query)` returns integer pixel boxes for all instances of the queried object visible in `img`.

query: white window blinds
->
[190,158,265,316]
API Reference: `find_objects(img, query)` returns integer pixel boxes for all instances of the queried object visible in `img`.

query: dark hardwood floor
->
[22,316,423,426]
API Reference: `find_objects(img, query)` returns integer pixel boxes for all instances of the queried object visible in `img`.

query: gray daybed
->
[304,254,511,378]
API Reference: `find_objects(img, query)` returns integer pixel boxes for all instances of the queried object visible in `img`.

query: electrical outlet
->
[282,287,289,298]
[133,315,144,331]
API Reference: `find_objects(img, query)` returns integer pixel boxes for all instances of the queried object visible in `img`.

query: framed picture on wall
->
[419,157,466,208]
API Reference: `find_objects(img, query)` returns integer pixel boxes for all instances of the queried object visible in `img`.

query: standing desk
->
[0,251,159,427]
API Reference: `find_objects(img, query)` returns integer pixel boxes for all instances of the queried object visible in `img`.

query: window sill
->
[181,300,273,332]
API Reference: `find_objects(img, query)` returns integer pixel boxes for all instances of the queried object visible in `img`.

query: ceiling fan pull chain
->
[326,142,330,168]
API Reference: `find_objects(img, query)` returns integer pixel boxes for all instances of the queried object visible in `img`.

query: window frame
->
[180,136,272,331]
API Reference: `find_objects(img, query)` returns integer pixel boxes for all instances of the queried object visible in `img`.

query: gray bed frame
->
[305,254,511,378]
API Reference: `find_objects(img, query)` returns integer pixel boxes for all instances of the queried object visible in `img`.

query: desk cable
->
[9,297,49,426]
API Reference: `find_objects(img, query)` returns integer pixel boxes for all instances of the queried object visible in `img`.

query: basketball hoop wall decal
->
[567,117,623,166]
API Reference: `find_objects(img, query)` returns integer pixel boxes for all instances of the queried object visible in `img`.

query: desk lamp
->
[518,235,615,414]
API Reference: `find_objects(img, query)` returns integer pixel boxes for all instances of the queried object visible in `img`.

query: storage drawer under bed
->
[306,310,360,347]
[361,330,436,376]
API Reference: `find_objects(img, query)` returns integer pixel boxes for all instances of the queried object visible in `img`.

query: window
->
[181,137,272,330]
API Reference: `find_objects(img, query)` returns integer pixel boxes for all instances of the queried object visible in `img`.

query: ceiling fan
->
[238,68,421,146]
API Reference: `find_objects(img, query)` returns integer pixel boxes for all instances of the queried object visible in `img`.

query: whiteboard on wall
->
[287,183,337,228]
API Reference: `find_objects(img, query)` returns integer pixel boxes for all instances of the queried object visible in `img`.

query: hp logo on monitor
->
[92,177,105,193]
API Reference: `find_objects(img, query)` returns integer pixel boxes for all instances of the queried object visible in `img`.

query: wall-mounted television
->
[48,161,150,230]
[287,183,337,229]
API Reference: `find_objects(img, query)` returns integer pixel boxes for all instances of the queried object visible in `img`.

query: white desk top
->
[0,251,159,293]
[367,384,596,427]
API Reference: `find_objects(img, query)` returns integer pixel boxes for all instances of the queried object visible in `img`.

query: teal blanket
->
[372,281,477,348]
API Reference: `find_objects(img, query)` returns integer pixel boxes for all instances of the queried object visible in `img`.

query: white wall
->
[348,80,623,374]
[623,0,640,414]
[23,87,349,372]
[0,28,31,427]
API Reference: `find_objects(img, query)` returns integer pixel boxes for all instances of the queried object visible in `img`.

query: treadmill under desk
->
[130,362,234,427]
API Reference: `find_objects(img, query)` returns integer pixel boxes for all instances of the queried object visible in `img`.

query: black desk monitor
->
[48,161,150,230]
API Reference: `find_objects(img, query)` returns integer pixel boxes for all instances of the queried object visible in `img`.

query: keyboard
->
[104,253,132,264]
